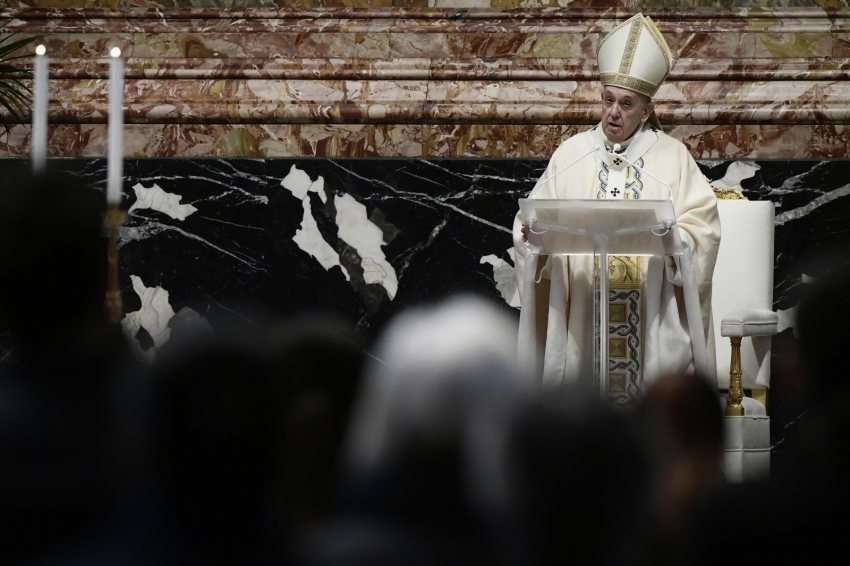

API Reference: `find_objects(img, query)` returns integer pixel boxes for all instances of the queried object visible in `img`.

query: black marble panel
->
[1,156,849,477]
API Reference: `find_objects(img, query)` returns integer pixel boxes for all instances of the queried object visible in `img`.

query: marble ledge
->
[6,30,850,61]
[13,77,850,125]
[32,77,850,103]
[15,101,850,127]
[9,57,850,82]
[7,16,850,35]
[2,123,848,159]
[4,6,850,23]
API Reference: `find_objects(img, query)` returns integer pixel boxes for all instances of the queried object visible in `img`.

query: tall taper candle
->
[107,47,124,204]
[31,45,48,176]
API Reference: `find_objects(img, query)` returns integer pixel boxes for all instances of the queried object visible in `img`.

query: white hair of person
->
[344,295,526,474]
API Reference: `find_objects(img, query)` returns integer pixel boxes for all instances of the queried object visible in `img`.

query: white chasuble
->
[514,124,721,404]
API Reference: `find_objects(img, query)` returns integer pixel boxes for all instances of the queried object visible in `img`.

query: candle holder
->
[104,202,127,323]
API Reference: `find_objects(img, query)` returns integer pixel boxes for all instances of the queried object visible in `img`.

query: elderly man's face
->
[600,86,654,144]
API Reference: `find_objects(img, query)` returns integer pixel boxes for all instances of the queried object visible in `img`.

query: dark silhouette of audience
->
[640,373,724,565]
[299,297,524,566]
[0,167,131,564]
[482,389,654,566]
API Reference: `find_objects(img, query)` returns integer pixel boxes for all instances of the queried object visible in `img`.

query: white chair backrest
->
[712,200,775,389]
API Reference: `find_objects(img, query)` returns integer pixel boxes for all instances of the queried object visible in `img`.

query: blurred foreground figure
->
[687,261,850,565]
[640,373,723,565]
[152,331,285,565]
[467,389,653,566]
[265,318,365,549]
[301,296,524,566]
[151,315,364,565]
[0,168,138,564]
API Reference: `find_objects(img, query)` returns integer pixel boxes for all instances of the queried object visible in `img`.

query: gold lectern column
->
[104,202,127,324]
[726,336,744,416]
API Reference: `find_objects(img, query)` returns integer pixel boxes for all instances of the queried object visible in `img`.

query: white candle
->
[31,44,48,176]
[107,47,124,204]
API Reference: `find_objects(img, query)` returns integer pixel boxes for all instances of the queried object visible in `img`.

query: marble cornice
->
[4,7,850,20]
[5,77,847,126]
[3,6,850,157]
[5,7,850,33]
[3,123,848,160]
[7,57,848,81]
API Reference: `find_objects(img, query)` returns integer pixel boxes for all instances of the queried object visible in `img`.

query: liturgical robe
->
[513,124,720,404]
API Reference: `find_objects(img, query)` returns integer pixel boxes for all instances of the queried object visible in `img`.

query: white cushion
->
[724,449,770,483]
[712,201,775,389]
[720,309,779,337]
[723,414,770,483]
[723,415,770,450]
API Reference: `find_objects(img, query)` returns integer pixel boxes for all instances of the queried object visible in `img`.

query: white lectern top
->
[519,198,683,257]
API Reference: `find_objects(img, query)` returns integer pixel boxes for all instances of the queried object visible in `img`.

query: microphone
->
[528,144,600,198]
[604,143,673,201]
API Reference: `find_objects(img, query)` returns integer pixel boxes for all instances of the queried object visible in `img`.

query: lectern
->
[519,198,683,397]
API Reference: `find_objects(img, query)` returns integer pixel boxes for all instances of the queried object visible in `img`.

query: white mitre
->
[597,13,672,99]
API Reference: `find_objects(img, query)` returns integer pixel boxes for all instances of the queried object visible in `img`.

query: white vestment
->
[513,124,720,402]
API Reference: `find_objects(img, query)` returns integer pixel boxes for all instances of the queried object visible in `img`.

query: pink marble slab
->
[8,56,847,81]
[2,4,850,160]
[2,122,848,159]
[9,76,849,123]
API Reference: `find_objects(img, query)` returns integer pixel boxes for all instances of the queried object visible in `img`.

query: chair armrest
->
[720,309,778,337]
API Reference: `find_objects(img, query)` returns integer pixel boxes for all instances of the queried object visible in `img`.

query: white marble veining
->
[137,172,269,206]
[395,217,448,278]
[328,160,514,234]
[281,164,327,202]
[281,165,398,299]
[775,182,850,225]
[294,195,350,280]
[480,248,520,308]
[710,161,761,191]
[128,182,198,221]
[120,221,268,273]
[121,275,176,361]
[282,165,349,279]
[335,193,398,300]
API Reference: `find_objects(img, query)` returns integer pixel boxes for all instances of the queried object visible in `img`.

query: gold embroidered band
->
[599,72,658,97]
[619,19,642,75]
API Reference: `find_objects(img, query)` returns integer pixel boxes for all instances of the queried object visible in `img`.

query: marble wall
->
[2,3,850,157]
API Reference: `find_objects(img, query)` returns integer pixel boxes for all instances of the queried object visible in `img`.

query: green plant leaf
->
[0,35,47,58]
[0,32,50,134]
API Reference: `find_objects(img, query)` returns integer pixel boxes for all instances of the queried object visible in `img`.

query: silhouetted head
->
[152,332,285,563]
[797,263,850,402]
[640,373,724,554]
[0,167,121,565]
[265,316,366,537]
[344,295,523,478]
[0,166,106,345]
[642,373,723,458]
[482,388,651,566]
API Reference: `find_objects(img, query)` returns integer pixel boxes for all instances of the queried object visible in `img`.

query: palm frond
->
[0,30,50,134]
[0,35,46,58]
